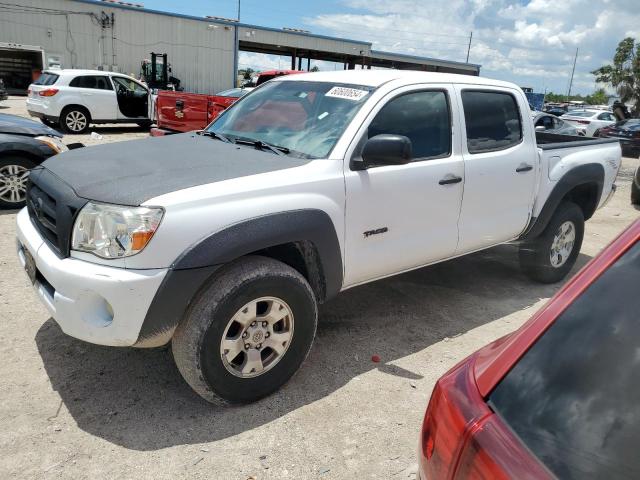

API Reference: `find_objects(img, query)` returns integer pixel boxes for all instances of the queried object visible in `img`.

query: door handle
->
[439,175,463,185]
[516,164,533,173]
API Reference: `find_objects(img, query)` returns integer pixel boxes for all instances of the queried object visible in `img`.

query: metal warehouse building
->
[0,0,480,95]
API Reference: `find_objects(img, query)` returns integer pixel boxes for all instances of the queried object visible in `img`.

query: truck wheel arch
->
[135,209,343,347]
[521,163,604,241]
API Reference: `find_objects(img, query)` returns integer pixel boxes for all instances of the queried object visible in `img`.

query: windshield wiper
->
[200,130,232,143]
[234,138,290,156]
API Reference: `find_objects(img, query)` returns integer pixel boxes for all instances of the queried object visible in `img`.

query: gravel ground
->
[0,95,638,479]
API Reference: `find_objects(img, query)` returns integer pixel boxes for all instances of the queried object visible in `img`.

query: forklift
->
[140,52,182,91]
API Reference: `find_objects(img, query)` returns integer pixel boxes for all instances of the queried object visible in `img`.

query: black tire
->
[172,256,318,405]
[60,106,91,134]
[0,156,36,209]
[519,202,585,284]
[632,177,640,206]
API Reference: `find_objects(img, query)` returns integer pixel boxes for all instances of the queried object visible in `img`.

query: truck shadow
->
[35,245,592,451]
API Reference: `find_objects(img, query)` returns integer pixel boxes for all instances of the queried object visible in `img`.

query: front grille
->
[26,168,86,258]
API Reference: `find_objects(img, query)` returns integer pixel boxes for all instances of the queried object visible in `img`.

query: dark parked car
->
[0,113,69,208]
[543,106,568,117]
[0,78,8,102]
[418,218,640,479]
[596,118,640,156]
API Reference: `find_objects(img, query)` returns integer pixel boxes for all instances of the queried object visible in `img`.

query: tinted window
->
[535,115,554,130]
[368,91,451,160]
[597,112,615,121]
[112,77,147,94]
[490,241,640,480]
[69,75,112,90]
[461,91,522,153]
[33,72,59,86]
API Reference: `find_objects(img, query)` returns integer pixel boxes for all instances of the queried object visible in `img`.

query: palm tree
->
[592,37,640,115]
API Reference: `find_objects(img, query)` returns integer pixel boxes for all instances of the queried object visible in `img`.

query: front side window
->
[208,81,374,159]
[462,90,522,153]
[598,112,615,121]
[490,241,640,479]
[112,77,147,95]
[367,90,451,160]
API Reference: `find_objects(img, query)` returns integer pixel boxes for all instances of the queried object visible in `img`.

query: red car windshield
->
[489,240,640,479]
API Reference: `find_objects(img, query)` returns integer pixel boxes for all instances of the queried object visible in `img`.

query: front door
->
[343,86,464,287]
[454,87,537,254]
[111,76,149,119]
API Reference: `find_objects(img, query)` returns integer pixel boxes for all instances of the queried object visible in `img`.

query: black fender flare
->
[521,163,604,240]
[0,134,55,162]
[135,209,343,346]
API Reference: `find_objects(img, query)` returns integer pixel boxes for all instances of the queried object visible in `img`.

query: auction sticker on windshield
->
[325,86,369,101]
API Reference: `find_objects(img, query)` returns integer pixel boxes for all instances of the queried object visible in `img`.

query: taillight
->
[420,355,490,478]
[576,120,591,125]
[39,89,59,97]
[419,355,552,479]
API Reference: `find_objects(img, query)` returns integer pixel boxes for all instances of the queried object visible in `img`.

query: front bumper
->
[16,208,167,346]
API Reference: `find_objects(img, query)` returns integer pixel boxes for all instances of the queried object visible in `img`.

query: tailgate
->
[156,91,211,132]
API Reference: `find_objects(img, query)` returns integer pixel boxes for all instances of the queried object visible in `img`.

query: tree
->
[585,88,608,105]
[592,37,640,113]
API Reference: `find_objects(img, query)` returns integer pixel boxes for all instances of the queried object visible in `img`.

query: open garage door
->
[0,43,45,95]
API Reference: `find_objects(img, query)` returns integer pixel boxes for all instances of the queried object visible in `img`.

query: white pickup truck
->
[16,70,620,404]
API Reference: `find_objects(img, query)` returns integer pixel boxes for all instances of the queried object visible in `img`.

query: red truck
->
[151,70,304,136]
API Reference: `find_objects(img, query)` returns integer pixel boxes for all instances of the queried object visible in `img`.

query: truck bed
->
[536,131,620,150]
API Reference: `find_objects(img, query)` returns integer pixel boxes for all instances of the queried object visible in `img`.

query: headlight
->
[71,202,164,258]
[35,135,68,153]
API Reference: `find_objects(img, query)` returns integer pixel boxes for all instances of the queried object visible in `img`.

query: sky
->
[140,0,640,95]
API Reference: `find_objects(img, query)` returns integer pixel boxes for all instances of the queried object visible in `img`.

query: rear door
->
[343,85,464,286]
[68,75,117,120]
[455,87,537,253]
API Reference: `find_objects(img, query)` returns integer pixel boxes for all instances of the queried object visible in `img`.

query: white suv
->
[26,69,151,134]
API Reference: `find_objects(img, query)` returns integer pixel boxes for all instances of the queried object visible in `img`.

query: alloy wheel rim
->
[0,164,29,204]
[220,296,294,378]
[66,111,87,131]
[550,221,576,268]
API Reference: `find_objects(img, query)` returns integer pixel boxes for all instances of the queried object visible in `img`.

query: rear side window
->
[33,73,59,86]
[489,241,640,479]
[368,90,451,160]
[461,90,522,153]
[69,75,112,90]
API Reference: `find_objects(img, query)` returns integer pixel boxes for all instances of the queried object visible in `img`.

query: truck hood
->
[41,133,311,205]
[0,113,62,137]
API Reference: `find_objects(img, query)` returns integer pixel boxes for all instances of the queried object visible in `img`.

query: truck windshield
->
[207,81,375,159]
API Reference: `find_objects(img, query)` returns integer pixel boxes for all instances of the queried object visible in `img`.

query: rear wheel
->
[519,202,584,283]
[172,256,318,405]
[0,156,36,209]
[60,107,90,134]
[632,176,640,206]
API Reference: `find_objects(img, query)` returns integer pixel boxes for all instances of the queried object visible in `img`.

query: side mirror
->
[535,125,546,132]
[358,134,412,169]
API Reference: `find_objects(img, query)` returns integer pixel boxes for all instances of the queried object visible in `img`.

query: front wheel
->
[519,202,585,283]
[0,156,36,209]
[171,256,318,405]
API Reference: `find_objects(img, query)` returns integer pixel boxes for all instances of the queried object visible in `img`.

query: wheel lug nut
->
[251,321,257,327]
[244,343,250,350]
[256,343,262,349]
[242,332,248,339]
[265,332,270,338]
[262,321,268,327]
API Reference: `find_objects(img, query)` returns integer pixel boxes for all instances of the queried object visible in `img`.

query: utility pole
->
[466,31,473,63]
[566,48,578,101]
[233,0,241,87]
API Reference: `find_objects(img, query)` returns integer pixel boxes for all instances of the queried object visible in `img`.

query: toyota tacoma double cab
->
[16,71,620,404]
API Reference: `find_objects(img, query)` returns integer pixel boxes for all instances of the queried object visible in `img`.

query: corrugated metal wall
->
[0,0,236,94]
